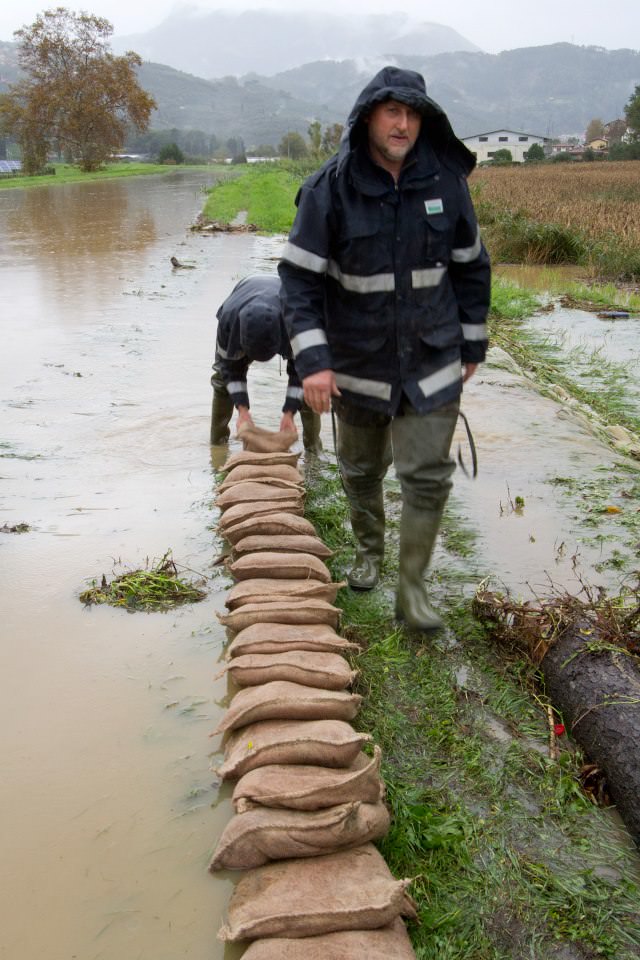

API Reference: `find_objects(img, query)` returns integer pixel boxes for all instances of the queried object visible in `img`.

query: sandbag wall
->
[209,447,418,957]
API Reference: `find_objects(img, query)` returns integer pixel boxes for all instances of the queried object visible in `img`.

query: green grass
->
[489,280,640,435]
[201,163,303,232]
[79,550,207,611]
[0,161,223,190]
[303,464,640,959]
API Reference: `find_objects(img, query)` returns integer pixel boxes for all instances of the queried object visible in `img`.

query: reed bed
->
[471,161,640,278]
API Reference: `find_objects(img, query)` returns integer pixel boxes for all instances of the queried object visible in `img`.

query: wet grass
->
[201,164,301,233]
[79,550,207,611]
[490,278,640,439]
[0,161,223,190]
[304,464,640,959]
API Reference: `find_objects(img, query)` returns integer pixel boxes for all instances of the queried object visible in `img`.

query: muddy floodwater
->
[1,173,638,959]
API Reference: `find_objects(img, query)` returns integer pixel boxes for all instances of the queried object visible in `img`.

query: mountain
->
[258,45,640,138]
[2,38,639,146]
[113,10,480,78]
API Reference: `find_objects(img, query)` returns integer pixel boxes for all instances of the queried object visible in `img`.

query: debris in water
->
[79,550,207,610]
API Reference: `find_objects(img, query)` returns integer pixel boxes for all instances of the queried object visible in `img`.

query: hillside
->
[2,40,639,146]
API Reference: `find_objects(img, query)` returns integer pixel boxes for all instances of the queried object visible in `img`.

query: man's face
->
[365,99,421,173]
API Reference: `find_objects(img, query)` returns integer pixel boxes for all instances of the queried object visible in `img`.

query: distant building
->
[462,129,551,163]
[585,137,608,152]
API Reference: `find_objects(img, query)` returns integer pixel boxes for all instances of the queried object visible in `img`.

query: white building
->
[462,129,551,163]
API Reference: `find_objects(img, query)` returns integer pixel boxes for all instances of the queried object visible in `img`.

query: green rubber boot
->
[395,502,445,632]
[210,387,234,445]
[301,402,322,454]
[336,417,391,592]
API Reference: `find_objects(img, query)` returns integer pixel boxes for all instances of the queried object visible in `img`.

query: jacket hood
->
[338,65,475,176]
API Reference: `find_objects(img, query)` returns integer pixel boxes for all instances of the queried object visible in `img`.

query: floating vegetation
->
[79,550,207,611]
[0,522,31,533]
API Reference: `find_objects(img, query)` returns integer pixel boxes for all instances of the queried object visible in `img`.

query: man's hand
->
[303,370,341,414]
[279,410,298,434]
[236,405,254,428]
[462,362,478,383]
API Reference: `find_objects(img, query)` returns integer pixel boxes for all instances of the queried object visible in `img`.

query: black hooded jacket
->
[213,274,303,413]
[278,66,491,415]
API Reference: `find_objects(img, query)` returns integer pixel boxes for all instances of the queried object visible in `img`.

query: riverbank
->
[0,160,228,190]
[199,160,640,284]
[202,163,640,956]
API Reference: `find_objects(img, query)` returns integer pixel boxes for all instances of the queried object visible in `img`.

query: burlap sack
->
[227,621,359,658]
[222,511,317,545]
[237,421,298,453]
[217,599,341,632]
[225,579,346,611]
[216,481,304,510]
[228,552,331,583]
[223,450,300,471]
[209,800,390,871]
[218,501,304,532]
[217,844,417,941]
[220,463,303,485]
[232,747,384,812]
[220,651,355,689]
[216,720,371,780]
[213,681,363,734]
[233,534,332,558]
[219,475,303,493]
[240,918,416,960]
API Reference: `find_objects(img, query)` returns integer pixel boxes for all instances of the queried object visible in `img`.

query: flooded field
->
[1,173,638,959]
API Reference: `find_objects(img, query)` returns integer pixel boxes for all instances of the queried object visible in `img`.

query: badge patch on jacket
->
[425,198,444,215]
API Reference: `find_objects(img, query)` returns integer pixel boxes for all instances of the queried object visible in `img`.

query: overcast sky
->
[1,0,639,54]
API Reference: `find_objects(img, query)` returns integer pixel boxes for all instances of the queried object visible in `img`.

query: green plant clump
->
[79,550,207,610]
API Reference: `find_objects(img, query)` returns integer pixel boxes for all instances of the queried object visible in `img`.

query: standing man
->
[210,274,321,451]
[279,66,490,631]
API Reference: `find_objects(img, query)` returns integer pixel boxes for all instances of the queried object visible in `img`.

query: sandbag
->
[222,511,317,545]
[223,450,300,471]
[241,917,416,959]
[228,551,331,583]
[233,534,333,558]
[209,800,390,871]
[217,844,416,941]
[227,621,359,658]
[217,599,341,632]
[218,475,303,493]
[232,748,384,812]
[218,501,304,532]
[237,422,298,453]
[216,720,371,780]
[220,463,303,486]
[212,681,363,734]
[216,481,304,510]
[225,579,346,612]
[220,651,355,689]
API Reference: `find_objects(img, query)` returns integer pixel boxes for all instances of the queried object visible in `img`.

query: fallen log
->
[541,621,640,843]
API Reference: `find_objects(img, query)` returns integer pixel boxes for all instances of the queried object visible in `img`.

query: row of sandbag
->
[209,448,417,958]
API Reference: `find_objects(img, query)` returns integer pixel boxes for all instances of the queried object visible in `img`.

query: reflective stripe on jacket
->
[279,139,491,416]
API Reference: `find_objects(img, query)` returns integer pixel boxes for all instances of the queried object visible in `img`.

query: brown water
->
[1,174,636,959]
[0,172,292,960]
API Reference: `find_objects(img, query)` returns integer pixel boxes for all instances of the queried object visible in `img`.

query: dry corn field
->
[471,161,640,247]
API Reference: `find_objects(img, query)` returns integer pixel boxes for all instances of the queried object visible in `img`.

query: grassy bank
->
[302,457,640,960]
[0,161,225,190]
[200,163,308,232]
[200,160,640,281]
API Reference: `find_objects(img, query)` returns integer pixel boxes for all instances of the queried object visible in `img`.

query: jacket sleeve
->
[283,359,304,414]
[214,314,251,408]
[448,177,491,364]
[278,176,335,380]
